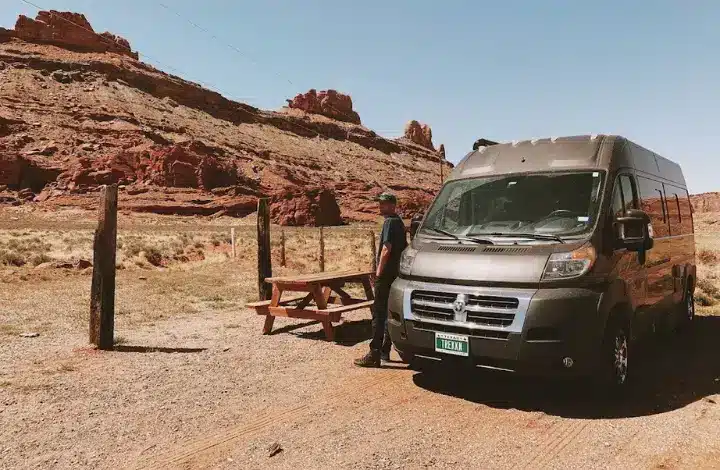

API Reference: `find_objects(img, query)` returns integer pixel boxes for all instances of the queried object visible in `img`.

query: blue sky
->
[2,1,718,193]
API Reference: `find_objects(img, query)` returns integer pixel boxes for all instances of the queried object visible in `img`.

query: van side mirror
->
[410,214,423,238]
[616,209,653,252]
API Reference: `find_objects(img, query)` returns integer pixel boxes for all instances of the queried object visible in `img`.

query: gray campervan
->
[388,135,696,389]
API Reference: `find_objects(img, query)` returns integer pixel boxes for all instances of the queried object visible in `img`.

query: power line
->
[153,1,373,130]
[13,0,446,190]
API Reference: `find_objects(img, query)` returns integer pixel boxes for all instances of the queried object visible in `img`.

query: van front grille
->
[410,290,519,327]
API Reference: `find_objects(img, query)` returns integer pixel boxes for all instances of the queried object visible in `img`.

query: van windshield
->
[420,171,605,241]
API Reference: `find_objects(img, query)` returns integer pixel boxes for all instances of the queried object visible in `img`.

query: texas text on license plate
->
[434,332,469,357]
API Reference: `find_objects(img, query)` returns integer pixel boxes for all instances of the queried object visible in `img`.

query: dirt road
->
[1,212,719,469]
[127,316,720,470]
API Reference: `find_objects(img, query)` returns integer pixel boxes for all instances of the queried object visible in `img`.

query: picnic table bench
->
[245,270,375,341]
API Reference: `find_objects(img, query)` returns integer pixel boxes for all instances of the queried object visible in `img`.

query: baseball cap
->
[376,192,397,203]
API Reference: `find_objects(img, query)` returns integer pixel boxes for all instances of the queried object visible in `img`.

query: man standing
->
[354,192,407,367]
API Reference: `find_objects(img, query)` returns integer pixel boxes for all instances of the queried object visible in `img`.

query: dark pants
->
[370,276,394,354]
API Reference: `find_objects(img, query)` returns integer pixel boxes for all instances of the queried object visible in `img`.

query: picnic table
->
[245,270,375,341]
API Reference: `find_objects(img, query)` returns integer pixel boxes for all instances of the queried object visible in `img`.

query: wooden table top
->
[265,270,374,285]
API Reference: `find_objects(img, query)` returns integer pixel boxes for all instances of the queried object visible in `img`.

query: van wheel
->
[677,287,695,331]
[684,288,695,322]
[598,318,631,392]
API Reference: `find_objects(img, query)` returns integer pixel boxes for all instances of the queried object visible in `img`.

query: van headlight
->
[542,244,596,280]
[399,247,418,275]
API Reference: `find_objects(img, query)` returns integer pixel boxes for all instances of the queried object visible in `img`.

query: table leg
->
[362,277,375,301]
[263,285,282,335]
[312,285,334,341]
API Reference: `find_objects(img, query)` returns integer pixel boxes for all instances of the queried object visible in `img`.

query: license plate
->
[435,332,469,357]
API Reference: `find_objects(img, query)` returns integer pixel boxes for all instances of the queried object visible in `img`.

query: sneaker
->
[381,352,391,362]
[354,351,381,368]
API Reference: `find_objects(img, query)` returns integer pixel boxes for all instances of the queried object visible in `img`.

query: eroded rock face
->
[270,186,343,226]
[14,11,137,59]
[691,192,720,213]
[438,144,446,160]
[286,89,361,124]
[57,141,251,192]
[403,120,434,150]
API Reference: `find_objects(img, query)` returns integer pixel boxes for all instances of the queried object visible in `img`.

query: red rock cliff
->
[286,89,361,124]
[14,11,137,59]
[403,120,434,150]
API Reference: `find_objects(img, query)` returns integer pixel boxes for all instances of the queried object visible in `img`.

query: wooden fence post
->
[231,227,236,258]
[89,184,118,350]
[369,230,377,274]
[319,226,326,272]
[257,198,272,301]
[280,230,286,267]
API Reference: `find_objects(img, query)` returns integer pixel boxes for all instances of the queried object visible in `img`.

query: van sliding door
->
[636,176,674,315]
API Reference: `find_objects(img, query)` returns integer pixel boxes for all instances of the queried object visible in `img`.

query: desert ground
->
[1,205,719,470]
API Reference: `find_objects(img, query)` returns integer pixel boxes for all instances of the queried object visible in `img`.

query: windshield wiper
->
[423,227,494,245]
[484,232,566,244]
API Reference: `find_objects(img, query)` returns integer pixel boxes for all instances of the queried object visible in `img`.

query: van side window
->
[611,184,624,218]
[636,176,670,238]
[680,189,693,234]
[663,184,682,236]
[664,185,693,235]
[619,175,637,211]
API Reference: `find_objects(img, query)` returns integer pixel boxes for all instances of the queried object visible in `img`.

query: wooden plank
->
[369,231,377,274]
[257,198,272,301]
[266,307,333,321]
[317,299,375,315]
[245,293,308,308]
[319,226,325,272]
[89,184,118,350]
[266,270,373,284]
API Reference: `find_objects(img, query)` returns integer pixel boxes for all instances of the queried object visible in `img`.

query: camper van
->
[388,135,696,389]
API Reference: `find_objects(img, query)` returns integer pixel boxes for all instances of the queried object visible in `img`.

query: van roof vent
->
[436,245,477,253]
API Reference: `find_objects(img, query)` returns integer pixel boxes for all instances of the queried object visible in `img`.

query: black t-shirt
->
[377,214,407,280]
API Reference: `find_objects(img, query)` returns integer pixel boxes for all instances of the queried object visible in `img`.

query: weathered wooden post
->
[257,198,272,301]
[89,184,118,350]
[319,226,325,272]
[280,230,286,267]
[230,227,236,258]
[369,230,377,274]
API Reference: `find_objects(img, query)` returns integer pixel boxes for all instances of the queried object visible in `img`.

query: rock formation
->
[403,120,434,151]
[0,10,452,224]
[13,11,137,59]
[270,186,343,226]
[438,144,446,160]
[286,89,361,124]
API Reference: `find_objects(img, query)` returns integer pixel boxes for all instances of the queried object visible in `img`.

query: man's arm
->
[376,243,392,278]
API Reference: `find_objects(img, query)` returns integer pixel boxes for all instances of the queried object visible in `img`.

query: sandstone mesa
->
[0,10,451,225]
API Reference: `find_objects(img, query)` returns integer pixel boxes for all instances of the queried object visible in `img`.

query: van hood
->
[408,243,551,283]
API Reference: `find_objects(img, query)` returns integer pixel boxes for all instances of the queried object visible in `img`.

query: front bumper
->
[387,277,605,376]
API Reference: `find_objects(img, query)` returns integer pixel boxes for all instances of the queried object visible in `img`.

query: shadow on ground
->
[412,315,720,419]
[284,319,373,346]
[113,345,207,354]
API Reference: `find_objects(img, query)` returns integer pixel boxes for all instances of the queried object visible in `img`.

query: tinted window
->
[664,184,682,236]
[637,176,669,238]
[665,184,693,235]
[619,175,637,211]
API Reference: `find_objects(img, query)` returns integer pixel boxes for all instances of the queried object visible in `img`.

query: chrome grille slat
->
[410,290,519,329]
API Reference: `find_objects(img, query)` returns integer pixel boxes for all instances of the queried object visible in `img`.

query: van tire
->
[597,315,631,393]
[677,284,695,331]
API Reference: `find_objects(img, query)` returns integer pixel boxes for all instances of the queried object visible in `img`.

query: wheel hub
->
[613,334,628,384]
